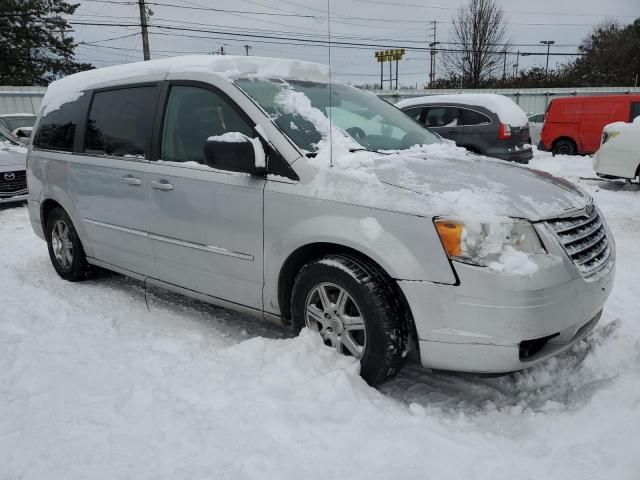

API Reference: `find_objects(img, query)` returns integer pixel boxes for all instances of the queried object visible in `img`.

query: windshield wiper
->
[349,148,390,155]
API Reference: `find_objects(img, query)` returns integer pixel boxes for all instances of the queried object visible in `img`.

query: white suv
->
[594,118,640,182]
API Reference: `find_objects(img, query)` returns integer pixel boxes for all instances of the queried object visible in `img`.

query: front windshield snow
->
[234,78,440,153]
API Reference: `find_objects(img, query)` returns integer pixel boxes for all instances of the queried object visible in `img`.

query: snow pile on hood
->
[604,118,640,131]
[274,89,558,274]
[396,93,529,127]
[42,55,329,116]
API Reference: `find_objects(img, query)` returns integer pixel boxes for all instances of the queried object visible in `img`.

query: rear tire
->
[552,139,576,156]
[45,207,92,282]
[291,254,406,386]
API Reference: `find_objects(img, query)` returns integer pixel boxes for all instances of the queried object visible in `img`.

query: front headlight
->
[434,218,546,265]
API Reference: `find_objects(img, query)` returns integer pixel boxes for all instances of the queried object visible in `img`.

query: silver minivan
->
[27,56,615,385]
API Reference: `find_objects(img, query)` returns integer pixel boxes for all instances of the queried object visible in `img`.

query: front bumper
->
[399,250,615,374]
[0,191,27,204]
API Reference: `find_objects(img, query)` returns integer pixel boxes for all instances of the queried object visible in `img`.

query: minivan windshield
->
[235,79,440,153]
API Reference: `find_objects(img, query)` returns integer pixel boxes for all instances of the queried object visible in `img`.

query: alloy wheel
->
[305,282,367,359]
[51,219,73,270]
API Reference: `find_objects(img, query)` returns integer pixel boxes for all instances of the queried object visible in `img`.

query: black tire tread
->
[291,253,407,385]
[45,207,93,282]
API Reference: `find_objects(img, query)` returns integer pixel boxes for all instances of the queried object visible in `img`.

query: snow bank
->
[396,93,529,126]
[2,199,640,478]
[528,146,596,181]
[42,55,330,115]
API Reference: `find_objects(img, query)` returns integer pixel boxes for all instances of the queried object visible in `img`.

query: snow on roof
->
[604,117,640,131]
[41,55,330,115]
[396,93,528,127]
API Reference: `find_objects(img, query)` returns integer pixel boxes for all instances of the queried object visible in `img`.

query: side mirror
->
[203,132,267,176]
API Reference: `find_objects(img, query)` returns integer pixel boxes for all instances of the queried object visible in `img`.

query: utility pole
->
[540,40,555,78]
[138,0,150,61]
[395,56,399,90]
[428,21,437,88]
[515,49,520,78]
[244,44,251,56]
[502,49,507,80]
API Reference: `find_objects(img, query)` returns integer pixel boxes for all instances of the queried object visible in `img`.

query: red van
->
[540,95,640,155]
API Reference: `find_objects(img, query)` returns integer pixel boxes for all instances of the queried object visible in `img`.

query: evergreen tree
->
[562,19,640,87]
[0,0,93,86]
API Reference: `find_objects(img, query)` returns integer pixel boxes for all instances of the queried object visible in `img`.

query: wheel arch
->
[552,136,577,152]
[40,198,64,233]
[277,242,418,348]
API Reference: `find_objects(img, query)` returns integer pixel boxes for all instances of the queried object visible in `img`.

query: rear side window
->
[84,86,156,158]
[459,108,491,126]
[631,102,640,122]
[160,85,253,165]
[33,100,84,152]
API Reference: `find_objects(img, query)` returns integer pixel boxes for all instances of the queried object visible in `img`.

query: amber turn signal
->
[435,220,463,258]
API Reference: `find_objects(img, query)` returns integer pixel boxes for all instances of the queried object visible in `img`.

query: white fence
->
[371,86,640,114]
[1,85,639,117]
[0,86,47,115]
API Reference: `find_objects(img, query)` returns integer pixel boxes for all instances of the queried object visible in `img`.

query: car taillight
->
[498,122,511,140]
[25,154,28,190]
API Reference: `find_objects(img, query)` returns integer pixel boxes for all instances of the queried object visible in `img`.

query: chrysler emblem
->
[3,172,15,181]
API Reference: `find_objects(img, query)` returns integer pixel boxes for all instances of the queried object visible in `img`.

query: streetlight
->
[540,40,555,77]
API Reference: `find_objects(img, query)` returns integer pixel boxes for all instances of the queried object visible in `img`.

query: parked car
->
[528,112,544,147]
[540,95,640,156]
[28,56,614,384]
[13,126,33,142]
[396,93,533,163]
[0,126,28,204]
[0,113,36,133]
[594,118,640,181]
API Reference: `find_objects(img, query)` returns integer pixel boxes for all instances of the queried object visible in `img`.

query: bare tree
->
[443,0,510,87]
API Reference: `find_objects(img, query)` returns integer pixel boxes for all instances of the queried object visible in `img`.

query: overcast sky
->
[71,0,639,87]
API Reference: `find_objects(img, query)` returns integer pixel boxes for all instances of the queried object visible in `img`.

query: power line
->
[67,20,586,56]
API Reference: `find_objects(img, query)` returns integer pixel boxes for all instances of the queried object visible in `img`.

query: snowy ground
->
[1,150,640,479]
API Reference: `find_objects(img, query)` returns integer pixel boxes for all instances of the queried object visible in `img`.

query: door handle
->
[121,175,142,186]
[151,180,174,191]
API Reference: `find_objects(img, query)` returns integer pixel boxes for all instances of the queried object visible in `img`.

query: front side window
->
[424,107,461,128]
[33,101,83,152]
[235,79,439,152]
[84,86,156,158]
[404,107,424,122]
[161,85,254,166]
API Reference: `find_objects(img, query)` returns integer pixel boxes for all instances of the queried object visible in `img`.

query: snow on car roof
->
[41,55,330,115]
[396,93,528,127]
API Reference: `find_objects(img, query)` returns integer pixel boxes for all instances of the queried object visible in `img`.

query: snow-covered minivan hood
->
[374,148,590,221]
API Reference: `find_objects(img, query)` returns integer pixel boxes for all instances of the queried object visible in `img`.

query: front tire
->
[291,254,406,385]
[45,207,92,281]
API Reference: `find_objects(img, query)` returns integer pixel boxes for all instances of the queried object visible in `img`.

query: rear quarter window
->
[33,99,86,152]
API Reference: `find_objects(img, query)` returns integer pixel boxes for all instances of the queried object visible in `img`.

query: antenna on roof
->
[327,0,333,168]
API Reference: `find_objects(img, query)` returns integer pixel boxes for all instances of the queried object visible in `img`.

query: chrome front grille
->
[546,206,611,276]
[0,170,27,197]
